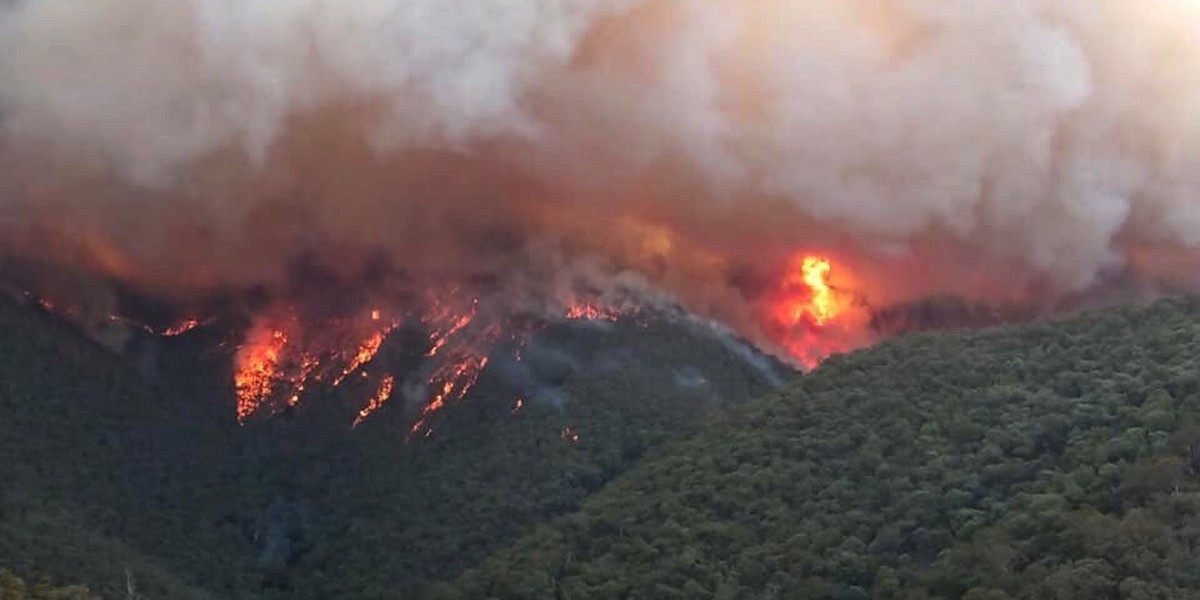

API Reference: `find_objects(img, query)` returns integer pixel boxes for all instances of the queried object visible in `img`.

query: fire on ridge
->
[10,251,859,435]
[225,252,858,433]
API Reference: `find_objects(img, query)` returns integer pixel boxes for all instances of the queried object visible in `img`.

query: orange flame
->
[564,302,621,322]
[425,299,478,357]
[409,353,489,439]
[332,324,396,387]
[160,318,203,336]
[233,308,402,425]
[289,353,320,406]
[778,255,846,326]
[799,256,836,325]
[353,374,395,428]
[768,253,860,369]
[234,328,288,423]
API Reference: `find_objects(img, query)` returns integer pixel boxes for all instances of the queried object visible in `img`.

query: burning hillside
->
[3,256,833,432]
[2,0,1200,428]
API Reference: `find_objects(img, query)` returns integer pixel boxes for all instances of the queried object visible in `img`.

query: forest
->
[0,294,781,599]
[4,294,1200,599]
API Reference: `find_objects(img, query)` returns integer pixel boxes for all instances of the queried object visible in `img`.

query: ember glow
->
[353,374,395,428]
[159,318,203,337]
[564,302,621,322]
[234,327,289,423]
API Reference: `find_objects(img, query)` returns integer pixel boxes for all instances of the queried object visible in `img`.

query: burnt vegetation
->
[4,293,1200,599]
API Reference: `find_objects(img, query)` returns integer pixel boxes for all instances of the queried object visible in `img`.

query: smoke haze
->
[3,0,1200,359]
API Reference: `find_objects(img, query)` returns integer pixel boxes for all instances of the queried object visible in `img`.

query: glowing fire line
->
[353,374,395,428]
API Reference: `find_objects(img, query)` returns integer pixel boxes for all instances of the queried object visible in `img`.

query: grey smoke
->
[4,0,1200,358]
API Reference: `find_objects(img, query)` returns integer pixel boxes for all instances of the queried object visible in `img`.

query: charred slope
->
[441,297,1200,600]
[0,295,789,599]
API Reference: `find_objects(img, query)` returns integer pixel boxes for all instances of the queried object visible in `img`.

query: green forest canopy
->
[5,294,1200,598]
[440,297,1200,600]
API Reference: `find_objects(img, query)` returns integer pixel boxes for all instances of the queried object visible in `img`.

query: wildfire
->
[159,318,203,336]
[332,324,397,387]
[289,353,320,406]
[767,253,860,369]
[234,327,288,423]
[232,308,401,425]
[423,297,482,357]
[798,257,836,325]
[564,302,621,322]
[409,353,490,439]
[353,374,395,428]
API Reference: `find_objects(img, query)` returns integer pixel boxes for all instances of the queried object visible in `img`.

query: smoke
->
[3,0,1200,360]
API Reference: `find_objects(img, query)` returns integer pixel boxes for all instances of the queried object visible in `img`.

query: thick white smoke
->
[3,0,1200,320]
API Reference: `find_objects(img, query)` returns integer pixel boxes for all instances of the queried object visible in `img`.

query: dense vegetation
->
[440,297,1200,599]
[0,296,780,599]
[7,292,1200,599]
[0,569,97,599]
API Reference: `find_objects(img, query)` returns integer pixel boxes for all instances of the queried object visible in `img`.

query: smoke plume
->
[3,0,1200,362]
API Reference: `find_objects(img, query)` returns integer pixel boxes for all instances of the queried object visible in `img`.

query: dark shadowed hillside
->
[0,295,785,599]
[440,297,1200,600]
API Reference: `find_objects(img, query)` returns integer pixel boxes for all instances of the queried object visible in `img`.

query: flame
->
[233,308,401,425]
[406,297,510,439]
[332,323,397,387]
[778,255,846,326]
[353,374,395,427]
[234,327,288,423]
[799,257,837,325]
[159,318,203,336]
[564,302,621,321]
[425,299,478,357]
[767,253,861,369]
[24,293,79,318]
[289,353,320,406]
[409,353,490,439]
[512,397,524,414]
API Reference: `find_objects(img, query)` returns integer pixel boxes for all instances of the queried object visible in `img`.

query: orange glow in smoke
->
[779,255,846,326]
[767,253,861,369]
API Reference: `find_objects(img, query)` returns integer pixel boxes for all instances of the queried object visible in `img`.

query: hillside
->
[439,297,1200,600]
[0,295,784,599]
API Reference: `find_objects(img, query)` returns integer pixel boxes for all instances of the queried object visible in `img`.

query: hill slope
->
[440,297,1200,600]
[0,296,231,599]
[0,295,785,599]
